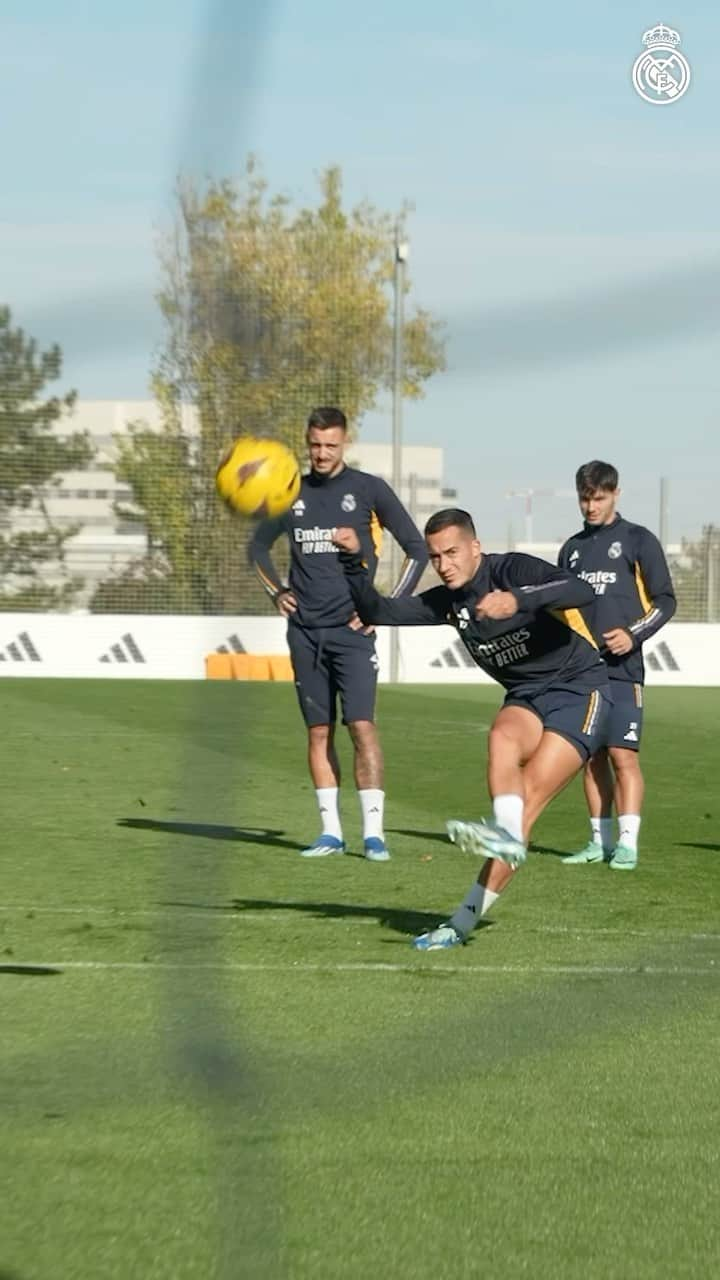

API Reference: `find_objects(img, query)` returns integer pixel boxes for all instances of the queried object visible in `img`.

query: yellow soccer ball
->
[215,436,301,518]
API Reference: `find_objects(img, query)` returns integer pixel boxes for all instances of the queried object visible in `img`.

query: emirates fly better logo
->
[631,24,691,104]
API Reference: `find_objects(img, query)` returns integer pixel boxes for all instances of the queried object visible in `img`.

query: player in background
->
[332,509,610,950]
[249,407,427,862]
[558,461,676,870]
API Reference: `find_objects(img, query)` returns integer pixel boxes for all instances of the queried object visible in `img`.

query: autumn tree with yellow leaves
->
[91,162,445,614]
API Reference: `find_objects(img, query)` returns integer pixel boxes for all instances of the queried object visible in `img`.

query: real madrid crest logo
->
[341,493,357,513]
[631,24,691,105]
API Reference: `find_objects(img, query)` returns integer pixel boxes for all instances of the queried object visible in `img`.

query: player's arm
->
[369,477,428,597]
[480,552,595,619]
[247,516,296,615]
[624,529,677,647]
[334,530,449,626]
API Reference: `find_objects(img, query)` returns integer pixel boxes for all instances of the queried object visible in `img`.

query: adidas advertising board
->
[0,617,716,683]
[0,615,295,679]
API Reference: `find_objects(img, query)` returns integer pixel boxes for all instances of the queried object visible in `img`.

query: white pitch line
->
[2,960,717,976]
[1,905,719,941]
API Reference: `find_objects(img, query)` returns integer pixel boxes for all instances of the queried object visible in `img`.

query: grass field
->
[2,678,719,1280]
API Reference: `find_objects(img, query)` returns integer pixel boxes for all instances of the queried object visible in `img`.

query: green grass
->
[2,679,719,1279]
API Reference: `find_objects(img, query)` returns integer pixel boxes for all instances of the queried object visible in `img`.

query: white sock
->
[493,794,525,843]
[450,879,500,937]
[316,788,342,839]
[591,817,615,852]
[618,814,641,852]
[359,789,384,840]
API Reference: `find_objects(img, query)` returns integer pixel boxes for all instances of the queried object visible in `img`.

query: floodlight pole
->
[505,488,575,545]
[390,226,408,684]
[659,476,669,549]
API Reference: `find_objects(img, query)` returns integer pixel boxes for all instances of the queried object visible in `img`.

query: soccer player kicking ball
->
[558,461,676,870]
[332,509,611,951]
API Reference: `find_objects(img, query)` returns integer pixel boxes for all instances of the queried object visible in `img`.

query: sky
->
[2,0,719,544]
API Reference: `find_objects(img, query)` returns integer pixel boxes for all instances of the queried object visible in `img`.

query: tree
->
[0,306,92,610]
[91,161,445,614]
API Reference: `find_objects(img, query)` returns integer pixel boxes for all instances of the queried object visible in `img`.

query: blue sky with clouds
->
[2,0,719,542]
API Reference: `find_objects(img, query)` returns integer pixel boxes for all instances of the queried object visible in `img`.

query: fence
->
[667,528,720,623]
[1,425,718,622]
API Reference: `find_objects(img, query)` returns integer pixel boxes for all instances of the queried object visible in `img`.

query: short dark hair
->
[575,460,619,496]
[424,508,477,538]
[307,406,347,432]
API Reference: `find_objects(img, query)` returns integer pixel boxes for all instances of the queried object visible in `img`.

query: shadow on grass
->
[529,843,575,859]
[118,818,305,852]
[223,897,493,938]
[161,896,443,935]
[389,827,578,863]
[386,826,450,846]
[538,841,720,858]
[0,965,62,977]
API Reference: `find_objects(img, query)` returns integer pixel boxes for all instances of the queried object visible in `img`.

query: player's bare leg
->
[417,724,585,951]
[609,746,644,816]
[462,730,583,904]
[563,747,614,864]
[417,707,540,949]
[308,723,341,788]
[448,705,542,863]
[522,731,586,833]
[564,748,615,863]
[347,719,389,862]
[487,704,542,794]
[301,724,345,857]
[583,747,614,818]
[607,746,643,870]
[347,719,383,790]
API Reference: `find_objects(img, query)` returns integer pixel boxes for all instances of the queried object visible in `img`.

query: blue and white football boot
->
[363,837,390,862]
[412,923,466,951]
[446,818,527,868]
[300,835,346,858]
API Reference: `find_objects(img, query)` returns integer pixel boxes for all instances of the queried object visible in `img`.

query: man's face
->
[307,426,346,477]
[426,525,482,589]
[579,486,619,526]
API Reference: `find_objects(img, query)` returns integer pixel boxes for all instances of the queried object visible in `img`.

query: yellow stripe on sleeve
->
[635,564,653,614]
[254,564,280,597]
[550,607,598,649]
[369,510,383,558]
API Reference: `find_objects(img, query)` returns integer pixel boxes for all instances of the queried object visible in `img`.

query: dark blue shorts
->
[504,686,612,762]
[287,623,379,728]
[604,680,643,751]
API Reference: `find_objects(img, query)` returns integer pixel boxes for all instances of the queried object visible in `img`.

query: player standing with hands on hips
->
[249,407,427,861]
[558,461,676,870]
